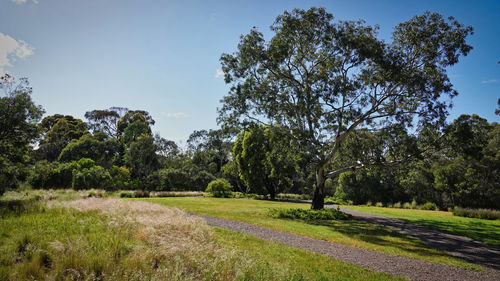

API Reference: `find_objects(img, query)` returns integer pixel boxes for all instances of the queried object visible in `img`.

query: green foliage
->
[325,196,352,205]
[276,193,311,200]
[72,165,112,190]
[452,207,500,220]
[0,75,44,194]
[218,8,473,209]
[403,202,412,209]
[38,114,88,161]
[265,208,352,221]
[58,133,118,166]
[393,202,402,208]
[420,202,438,211]
[206,179,233,198]
[222,160,247,193]
[375,202,383,207]
[124,135,159,181]
[108,165,130,190]
[234,125,299,199]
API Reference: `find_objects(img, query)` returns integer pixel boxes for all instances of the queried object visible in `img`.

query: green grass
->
[214,227,404,281]
[344,205,500,246]
[140,197,480,270]
[0,200,137,280]
[0,191,404,281]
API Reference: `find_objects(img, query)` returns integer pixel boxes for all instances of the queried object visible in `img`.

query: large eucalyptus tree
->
[218,8,473,209]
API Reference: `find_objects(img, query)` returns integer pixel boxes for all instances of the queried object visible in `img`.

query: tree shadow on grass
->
[305,218,463,261]
[411,218,500,247]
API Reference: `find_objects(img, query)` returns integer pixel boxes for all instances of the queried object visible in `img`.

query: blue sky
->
[1,0,499,144]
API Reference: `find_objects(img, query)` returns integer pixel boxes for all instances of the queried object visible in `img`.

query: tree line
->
[1,8,498,210]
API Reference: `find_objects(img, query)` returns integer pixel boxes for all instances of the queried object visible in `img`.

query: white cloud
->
[215,68,224,78]
[161,112,189,119]
[0,32,35,74]
[481,79,497,84]
[11,0,38,4]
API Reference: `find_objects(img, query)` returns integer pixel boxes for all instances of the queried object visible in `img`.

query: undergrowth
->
[265,207,352,221]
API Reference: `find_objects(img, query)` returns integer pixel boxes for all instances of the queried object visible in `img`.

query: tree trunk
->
[311,167,326,209]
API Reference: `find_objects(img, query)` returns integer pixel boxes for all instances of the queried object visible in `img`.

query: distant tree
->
[234,125,299,199]
[117,110,155,137]
[187,129,232,174]
[85,108,121,137]
[0,74,44,193]
[124,135,159,184]
[495,98,499,115]
[218,8,473,208]
[38,114,88,161]
[58,132,118,167]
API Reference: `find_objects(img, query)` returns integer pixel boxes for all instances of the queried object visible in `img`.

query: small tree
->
[206,179,233,198]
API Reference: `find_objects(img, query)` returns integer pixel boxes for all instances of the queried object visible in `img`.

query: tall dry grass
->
[49,198,282,281]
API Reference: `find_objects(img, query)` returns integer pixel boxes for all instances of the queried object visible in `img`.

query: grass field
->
[0,191,404,281]
[343,206,500,246]
[141,197,479,270]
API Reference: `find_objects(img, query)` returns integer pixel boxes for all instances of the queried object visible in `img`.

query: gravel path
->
[193,213,500,281]
[327,205,500,271]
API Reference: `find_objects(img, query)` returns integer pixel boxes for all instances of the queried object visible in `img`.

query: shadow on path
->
[327,205,500,271]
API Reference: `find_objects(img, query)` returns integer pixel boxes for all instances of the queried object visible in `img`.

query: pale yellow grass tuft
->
[53,198,212,257]
[49,198,264,280]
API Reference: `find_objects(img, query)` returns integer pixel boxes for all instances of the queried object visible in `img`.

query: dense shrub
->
[206,179,233,198]
[420,202,438,210]
[232,192,260,199]
[276,193,311,200]
[375,202,383,207]
[452,207,500,220]
[150,191,205,197]
[393,202,402,208]
[403,202,411,209]
[109,166,130,190]
[72,166,112,190]
[265,208,352,220]
[325,196,352,205]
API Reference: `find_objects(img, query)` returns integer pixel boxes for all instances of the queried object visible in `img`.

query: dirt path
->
[327,205,500,271]
[194,213,500,281]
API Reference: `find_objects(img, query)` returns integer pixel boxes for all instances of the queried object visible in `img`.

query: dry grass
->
[49,198,283,281]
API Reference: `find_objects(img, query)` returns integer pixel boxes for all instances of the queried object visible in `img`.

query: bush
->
[265,208,352,221]
[232,192,260,199]
[411,200,418,209]
[375,202,383,207]
[150,191,205,197]
[393,202,402,208]
[420,202,438,210]
[386,203,393,208]
[72,166,112,190]
[403,202,411,209]
[366,201,373,206]
[325,196,351,205]
[452,207,500,220]
[276,193,311,200]
[206,179,233,198]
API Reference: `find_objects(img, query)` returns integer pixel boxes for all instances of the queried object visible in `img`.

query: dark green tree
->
[0,74,44,193]
[218,8,473,208]
[234,125,299,199]
[38,114,88,161]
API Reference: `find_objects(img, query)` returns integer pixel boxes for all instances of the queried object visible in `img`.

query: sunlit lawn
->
[0,192,404,281]
[141,197,479,270]
[343,205,500,246]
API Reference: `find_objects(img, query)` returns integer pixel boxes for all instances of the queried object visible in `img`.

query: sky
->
[1,0,499,144]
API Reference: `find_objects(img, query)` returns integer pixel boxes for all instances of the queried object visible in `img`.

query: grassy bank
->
[0,191,403,281]
[141,197,479,270]
[344,205,500,246]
